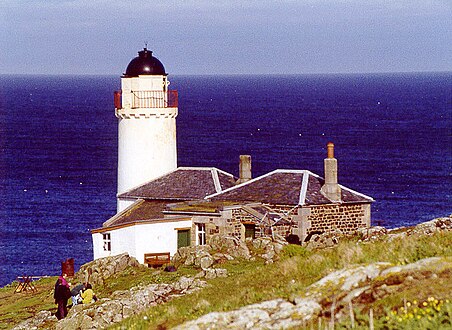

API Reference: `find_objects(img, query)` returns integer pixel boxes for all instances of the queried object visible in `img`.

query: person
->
[54,273,71,319]
[81,283,94,304]
[70,283,85,306]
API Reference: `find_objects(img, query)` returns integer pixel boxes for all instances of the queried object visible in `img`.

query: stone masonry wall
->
[230,208,265,239]
[272,225,293,238]
[305,203,368,237]
[189,205,301,244]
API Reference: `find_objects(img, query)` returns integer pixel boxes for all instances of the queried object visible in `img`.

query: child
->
[81,283,94,304]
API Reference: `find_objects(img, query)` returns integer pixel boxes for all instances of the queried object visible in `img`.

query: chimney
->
[321,142,342,202]
[237,155,252,184]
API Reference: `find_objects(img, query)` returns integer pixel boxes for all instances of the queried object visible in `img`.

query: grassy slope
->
[114,231,452,329]
[0,277,56,329]
[1,231,452,329]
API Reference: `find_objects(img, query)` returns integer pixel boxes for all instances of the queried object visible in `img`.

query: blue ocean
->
[0,73,451,287]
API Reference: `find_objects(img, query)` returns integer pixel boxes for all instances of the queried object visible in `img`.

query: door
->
[177,229,191,249]
[244,224,255,239]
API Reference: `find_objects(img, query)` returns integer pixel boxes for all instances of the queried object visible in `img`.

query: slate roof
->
[207,169,373,206]
[102,199,169,228]
[118,167,237,201]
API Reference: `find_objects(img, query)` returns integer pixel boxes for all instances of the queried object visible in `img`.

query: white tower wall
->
[116,73,178,212]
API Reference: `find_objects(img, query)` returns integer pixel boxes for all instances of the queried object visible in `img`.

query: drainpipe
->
[237,155,252,184]
[321,142,342,202]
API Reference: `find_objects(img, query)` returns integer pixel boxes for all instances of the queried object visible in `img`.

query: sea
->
[0,73,451,287]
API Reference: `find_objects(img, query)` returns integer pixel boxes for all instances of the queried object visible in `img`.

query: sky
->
[1,0,451,75]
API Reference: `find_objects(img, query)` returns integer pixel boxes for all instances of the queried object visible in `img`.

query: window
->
[197,223,206,245]
[103,233,111,252]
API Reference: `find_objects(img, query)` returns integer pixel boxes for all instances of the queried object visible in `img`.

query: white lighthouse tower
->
[114,47,178,212]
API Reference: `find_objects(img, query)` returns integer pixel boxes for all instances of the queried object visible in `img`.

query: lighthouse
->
[114,47,178,212]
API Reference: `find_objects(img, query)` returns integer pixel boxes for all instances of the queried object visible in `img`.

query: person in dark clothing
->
[54,273,71,320]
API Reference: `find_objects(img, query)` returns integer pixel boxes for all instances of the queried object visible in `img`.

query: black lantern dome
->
[124,48,166,77]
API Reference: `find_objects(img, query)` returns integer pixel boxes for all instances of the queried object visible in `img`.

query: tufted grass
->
[1,231,452,329]
[112,231,452,330]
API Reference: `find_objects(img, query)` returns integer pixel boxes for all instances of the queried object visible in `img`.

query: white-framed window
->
[197,223,206,246]
[103,233,111,251]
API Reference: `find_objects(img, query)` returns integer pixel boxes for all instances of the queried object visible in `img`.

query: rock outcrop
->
[304,215,452,249]
[74,253,143,287]
[174,257,452,329]
[12,311,55,330]
[56,276,206,330]
[172,234,288,268]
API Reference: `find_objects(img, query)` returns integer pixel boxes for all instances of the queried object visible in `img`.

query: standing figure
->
[54,273,71,319]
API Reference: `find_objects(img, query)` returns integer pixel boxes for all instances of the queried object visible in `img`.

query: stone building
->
[92,143,373,263]
[91,47,373,264]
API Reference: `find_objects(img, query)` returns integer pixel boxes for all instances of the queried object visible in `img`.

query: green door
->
[177,229,191,249]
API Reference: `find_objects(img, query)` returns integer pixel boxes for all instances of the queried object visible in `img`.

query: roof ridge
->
[338,183,375,201]
[102,199,144,227]
[298,170,310,206]
[117,168,178,197]
[211,169,222,193]
[178,166,235,178]
[205,169,280,199]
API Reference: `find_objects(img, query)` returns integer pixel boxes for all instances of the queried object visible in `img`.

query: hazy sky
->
[1,0,451,75]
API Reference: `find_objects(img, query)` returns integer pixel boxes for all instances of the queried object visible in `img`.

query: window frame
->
[196,223,206,246]
[102,233,111,252]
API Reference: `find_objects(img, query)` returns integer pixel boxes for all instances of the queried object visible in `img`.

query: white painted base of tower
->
[117,114,177,212]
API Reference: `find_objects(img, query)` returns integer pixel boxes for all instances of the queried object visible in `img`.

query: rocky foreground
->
[11,215,452,330]
[174,257,452,329]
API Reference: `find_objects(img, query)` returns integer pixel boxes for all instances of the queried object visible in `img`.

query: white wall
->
[134,219,192,263]
[117,116,177,199]
[92,219,192,263]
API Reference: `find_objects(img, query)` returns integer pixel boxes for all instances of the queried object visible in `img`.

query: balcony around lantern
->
[114,90,178,110]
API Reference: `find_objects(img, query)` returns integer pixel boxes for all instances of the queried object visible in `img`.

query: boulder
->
[12,311,55,330]
[75,253,142,287]
[357,226,388,241]
[209,235,251,260]
[304,229,343,250]
[196,268,228,279]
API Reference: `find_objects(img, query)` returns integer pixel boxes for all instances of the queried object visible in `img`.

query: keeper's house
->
[91,144,373,263]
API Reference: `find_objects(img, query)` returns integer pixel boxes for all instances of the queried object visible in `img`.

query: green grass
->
[112,231,452,329]
[0,277,57,329]
[2,231,452,329]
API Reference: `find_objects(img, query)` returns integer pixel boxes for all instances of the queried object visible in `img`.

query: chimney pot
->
[327,142,334,159]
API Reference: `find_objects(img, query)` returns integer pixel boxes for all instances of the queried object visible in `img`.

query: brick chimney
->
[321,142,342,202]
[237,155,252,184]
